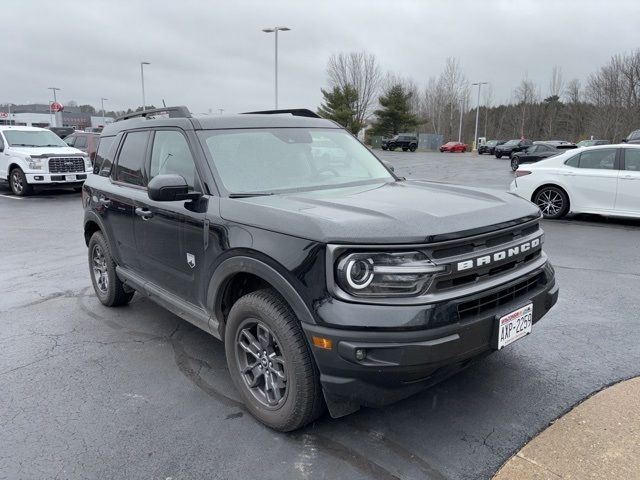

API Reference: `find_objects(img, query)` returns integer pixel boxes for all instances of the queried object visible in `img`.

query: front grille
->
[48,157,85,173]
[456,273,545,320]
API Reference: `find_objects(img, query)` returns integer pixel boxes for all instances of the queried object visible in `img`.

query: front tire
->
[496,153,503,159]
[534,186,569,219]
[409,144,417,152]
[10,168,33,196]
[88,231,134,306]
[511,158,520,171]
[381,146,388,151]
[388,144,396,151]
[225,289,324,431]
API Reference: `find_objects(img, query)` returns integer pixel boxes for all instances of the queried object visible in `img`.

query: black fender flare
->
[206,255,317,331]
[83,211,122,264]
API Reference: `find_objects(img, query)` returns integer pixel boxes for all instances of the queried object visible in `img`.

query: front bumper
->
[303,264,558,415]
[25,172,89,185]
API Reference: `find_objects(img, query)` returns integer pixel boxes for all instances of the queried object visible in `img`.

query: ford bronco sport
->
[381,134,418,151]
[83,107,558,431]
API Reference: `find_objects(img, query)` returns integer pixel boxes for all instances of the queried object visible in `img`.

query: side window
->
[94,136,116,175]
[65,135,76,146]
[0,135,4,150]
[74,135,87,148]
[629,130,640,141]
[114,131,149,186]
[623,149,640,171]
[149,130,200,191]
[565,153,580,167]
[578,149,616,170]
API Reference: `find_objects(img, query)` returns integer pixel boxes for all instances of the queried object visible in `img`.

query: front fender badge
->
[186,253,196,269]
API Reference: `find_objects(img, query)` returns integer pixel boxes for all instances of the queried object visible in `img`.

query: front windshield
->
[3,129,68,147]
[504,139,519,146]
[199,128,394,195]
[487,140,498,146]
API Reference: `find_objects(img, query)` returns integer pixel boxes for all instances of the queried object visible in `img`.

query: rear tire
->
[533,186,569,219]
[381,146,388,151]
[409,145,417,152]
[225,289,324,431]
[388,144,396,151]
[10,168,33,196]
[496,153,503,159]
[88,231,134,306]
[511,158,520,171]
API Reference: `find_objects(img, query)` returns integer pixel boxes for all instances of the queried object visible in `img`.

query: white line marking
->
[0,195,23,200]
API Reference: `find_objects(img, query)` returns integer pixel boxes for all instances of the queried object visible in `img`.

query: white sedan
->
[510,144,640,219]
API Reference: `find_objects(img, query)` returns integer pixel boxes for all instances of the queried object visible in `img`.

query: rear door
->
[564,148,620,211]
[133,128,207,305]
[615,148,640,215]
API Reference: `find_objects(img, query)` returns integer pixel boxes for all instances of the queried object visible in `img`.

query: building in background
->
[0,104,113,129]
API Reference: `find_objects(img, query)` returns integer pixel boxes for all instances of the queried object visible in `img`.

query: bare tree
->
[548,65,564,98]
[326,52,382,130]
[482,83,494,138]
[514,74,538,138]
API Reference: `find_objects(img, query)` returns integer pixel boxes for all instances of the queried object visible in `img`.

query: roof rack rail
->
[115,106,191,122]
[241,108,320,119]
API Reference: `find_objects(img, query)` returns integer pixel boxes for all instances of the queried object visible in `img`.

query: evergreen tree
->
[372,83,418,136]
[317,84,362,134]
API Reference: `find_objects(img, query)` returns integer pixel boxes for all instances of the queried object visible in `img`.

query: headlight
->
[335,251,445,297]
[26,156,44,170]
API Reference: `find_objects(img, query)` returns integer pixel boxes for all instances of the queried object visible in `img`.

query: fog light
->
[355,348,366,361]
[34,176,44,181]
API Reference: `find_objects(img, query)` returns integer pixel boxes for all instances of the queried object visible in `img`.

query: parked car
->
[381,134,418,151]
[64,131,100,163]
[478,140,505,155]
[495,139,533,159]
[510,144,640,219]
[48,127,76,139]
[576,139,609,147]
[0,126,92,196]
[621,129,640,144]
[439,141,467,153]
[510,142,578,171]
[84,106,557,431]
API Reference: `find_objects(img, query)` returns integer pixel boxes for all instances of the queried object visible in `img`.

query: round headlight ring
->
[345,257,374,290]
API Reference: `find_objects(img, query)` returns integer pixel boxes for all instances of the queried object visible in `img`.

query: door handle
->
[98,197,111,207]
[620,175,636,180]
[135,207,154,219]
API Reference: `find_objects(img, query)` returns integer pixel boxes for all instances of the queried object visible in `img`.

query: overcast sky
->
[3,0,638,114]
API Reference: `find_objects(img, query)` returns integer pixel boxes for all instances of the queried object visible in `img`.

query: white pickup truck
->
[0,126,92,196]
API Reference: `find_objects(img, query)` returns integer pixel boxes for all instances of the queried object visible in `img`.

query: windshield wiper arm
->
[10,143,39,147]
[228,192,274,198]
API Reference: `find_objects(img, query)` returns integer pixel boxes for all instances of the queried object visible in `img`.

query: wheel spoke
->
[238,330,261,359]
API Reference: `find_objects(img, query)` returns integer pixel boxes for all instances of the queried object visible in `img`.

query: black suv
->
[478,140,505,155]
[381,134,418,151]
[622,129,640,144]
[83,107,558,431]
[510,142,577,171]
[494,139,533,159]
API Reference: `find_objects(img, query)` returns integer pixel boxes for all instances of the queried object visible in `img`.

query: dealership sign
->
[51,102,64,112]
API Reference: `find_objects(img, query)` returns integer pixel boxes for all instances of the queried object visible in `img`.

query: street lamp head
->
[262,28,275,33]
[141,61,150,65]
[262,27,291,33]
[277,27,291,31]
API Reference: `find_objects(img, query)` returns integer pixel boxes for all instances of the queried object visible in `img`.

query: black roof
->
[102,106,339,136]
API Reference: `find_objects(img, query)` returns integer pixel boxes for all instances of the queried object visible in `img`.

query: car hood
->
[7,145,86,157]
[219,180,540,244]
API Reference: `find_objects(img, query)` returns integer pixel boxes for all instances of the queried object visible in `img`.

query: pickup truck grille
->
[49,157,85,173]
[457,272,544,320]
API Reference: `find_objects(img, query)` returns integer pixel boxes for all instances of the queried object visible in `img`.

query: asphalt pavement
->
[1,151,639,480]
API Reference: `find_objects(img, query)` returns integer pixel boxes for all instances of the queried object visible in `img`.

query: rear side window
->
[577,149,617,170]
[114,131,149,186]
[623,149,640,171]
[65,135,76,146]
[629,130,640,141]
[94,136,116,175]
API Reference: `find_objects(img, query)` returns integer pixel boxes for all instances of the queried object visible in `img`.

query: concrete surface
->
[1,150,639,479]
[494,377,640,480]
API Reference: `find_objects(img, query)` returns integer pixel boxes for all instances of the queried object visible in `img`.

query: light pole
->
[262,27,291,109]
[48,87,61,127]
[472,82,488,151]
[101,98,108,127]
[140,62,150,111]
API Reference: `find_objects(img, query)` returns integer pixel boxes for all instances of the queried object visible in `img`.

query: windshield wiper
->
[10,143,39,147]
[41,144,64,147]
[228,192,274,198]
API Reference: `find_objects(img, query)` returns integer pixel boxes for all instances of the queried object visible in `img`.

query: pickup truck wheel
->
[511,158,520,171]
[534,186,569,219]
[88,232,134,306]
[225,289,324,431]
[409,145,417,152]
[10,168,33,196]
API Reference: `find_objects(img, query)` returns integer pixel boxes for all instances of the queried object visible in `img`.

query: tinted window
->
[74,135,87,148]
[150,130,200,191]
[578,149,616,170]
[94,136,116,175]
[629,130,640,141]
[624,149,640,171]
[65,135,76,146]
[115,131,149,186]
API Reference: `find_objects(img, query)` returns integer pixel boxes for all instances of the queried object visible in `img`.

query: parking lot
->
[1,150,639,480]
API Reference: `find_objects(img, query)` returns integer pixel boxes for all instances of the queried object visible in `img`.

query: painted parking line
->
[0,194,23,200]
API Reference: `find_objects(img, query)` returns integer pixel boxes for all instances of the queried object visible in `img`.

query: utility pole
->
[101,98,108,127]
[140,62,150,111]
[458,99,464,143]
[472,82,488,151]
[48,87,61,127]
[262,27,291,109]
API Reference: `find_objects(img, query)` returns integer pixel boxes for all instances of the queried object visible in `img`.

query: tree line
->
[318,50,640,144]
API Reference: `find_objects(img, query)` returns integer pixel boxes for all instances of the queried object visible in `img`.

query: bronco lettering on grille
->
[456,238,541,272]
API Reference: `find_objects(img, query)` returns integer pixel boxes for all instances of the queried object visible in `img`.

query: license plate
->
[66,175,77,181]
[497,304,533,350]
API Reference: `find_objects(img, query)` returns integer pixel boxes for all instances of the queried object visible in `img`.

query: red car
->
[439,141,467,153]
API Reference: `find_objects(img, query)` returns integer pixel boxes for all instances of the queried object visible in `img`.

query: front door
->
[133,129,207,305]
[615,148,640,215]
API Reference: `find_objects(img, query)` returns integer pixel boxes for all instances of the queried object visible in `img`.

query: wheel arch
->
[207,256,317,338]
[7,162,22,179]
[531,183,571,212]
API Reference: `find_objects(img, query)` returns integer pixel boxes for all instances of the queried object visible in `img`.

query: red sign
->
[51,102,64,112]
[0,112,8,118]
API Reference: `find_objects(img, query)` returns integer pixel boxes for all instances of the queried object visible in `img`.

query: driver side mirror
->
[381,160,395,172]
[148,174,201,202]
